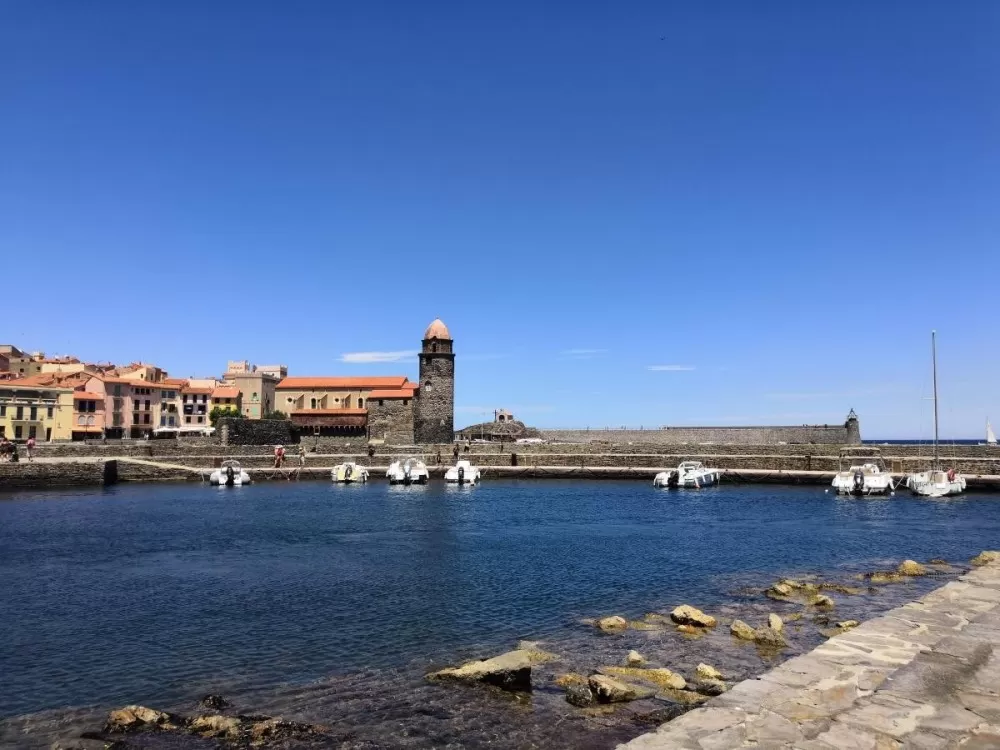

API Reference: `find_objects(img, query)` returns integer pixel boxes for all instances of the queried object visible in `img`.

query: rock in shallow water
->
[565,684,595,707]
[427,649,535,691]
[768,613,783,632]
[670,605,716,628]
[588,674,654,703]
[190,714,241,738]
[626,650,646,666]
[695,663,722,680]
[897,559,927,576]
[105,705,178,732]
[809,593,835,608]
[198,694,231,710]
[730,619,757,641]
[599,666,686,691]
[693,678,727,696]
[971,550,1000,566]
[596,615,628,632]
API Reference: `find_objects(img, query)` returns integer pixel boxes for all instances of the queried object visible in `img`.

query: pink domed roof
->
[424,318,452,340]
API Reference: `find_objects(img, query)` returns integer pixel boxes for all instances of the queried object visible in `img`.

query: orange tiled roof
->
[2,377,74,391]
[367,388,417,399]
[290,408,368,416]
[182,386,213,395]
[73,391,105,400]
[276,376,410,390]
[211,386,240,399]
[161,378,188,387]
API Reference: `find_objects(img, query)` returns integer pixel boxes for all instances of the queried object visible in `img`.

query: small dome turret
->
[424,319,451,340]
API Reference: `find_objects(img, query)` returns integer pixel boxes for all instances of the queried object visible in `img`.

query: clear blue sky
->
[2,1,997,437]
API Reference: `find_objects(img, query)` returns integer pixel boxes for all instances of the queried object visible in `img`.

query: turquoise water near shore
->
[2,480,1000,747]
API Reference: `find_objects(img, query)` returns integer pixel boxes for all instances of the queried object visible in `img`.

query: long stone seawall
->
[541,425,855,445]
[0,460,109,489]
[620,557,1000,749]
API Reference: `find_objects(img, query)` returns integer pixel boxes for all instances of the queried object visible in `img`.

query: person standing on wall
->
[26,436,35,462]
[298,444,306,466]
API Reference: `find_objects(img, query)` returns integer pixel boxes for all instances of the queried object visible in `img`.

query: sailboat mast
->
[931,330,939,469]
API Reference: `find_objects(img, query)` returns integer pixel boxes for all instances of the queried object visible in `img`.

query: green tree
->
[209,405,243,426]
[263,409,288,420]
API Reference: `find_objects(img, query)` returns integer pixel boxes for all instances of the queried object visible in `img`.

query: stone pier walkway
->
[620,560,1000,749]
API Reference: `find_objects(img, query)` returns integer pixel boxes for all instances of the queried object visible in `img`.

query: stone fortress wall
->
[541,424,858,446]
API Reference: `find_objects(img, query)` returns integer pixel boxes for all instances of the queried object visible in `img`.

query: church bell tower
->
[414,319,455,444]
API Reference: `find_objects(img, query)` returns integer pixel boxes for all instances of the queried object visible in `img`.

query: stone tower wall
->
[414,348,455,444]
[367,399,415,444]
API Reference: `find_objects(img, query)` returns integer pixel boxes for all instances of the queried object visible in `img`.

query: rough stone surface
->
[697,663,723,680]
[218,418,293,446]
[599,666,686,691]
[427,649,534,691]
[617,560,1000,749]
[413,339,455,444]
[189,714,241,737]
[627,650,646,666]
[897,560,927,576]
[589,674,654,703]
[670,605,717,628]
[731,619,758,641]
[597,615,629,632]
[972,551,1000,567]
[769,613,784,632]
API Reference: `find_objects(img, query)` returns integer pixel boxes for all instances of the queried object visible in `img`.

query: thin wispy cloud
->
[647,365,696,371]
[560,348,607,358]
[339,350,417,364]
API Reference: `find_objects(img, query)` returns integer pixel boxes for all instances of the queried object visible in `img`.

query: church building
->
[276,319,455,444]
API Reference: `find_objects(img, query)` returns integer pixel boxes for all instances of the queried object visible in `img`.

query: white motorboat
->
[444,459,481,485]
[907,331,965,498]
[332,462,369,484]
[831,450,895,496]
[653,461,721,488]
[209,459,252,486]
[387,457,430,485]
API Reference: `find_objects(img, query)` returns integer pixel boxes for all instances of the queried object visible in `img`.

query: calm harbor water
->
[2,480,1000,748]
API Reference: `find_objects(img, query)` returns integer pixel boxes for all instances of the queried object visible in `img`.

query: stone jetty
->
[619,557,1000,749]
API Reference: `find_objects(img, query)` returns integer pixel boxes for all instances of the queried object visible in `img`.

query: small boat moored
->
[387,458,430,485]
[831,449,895,496]
[209,459,252,487]
[444,460,481,485]
[332,462,369,484]
[653,461,721,488]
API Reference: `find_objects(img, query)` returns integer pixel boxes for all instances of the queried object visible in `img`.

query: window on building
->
[29,406,37,421]
[403,399,409,406]
[0,426,4,437]
[45,428,51,441]
[144,400,150,410]
[252,392,258,401]
[28,426,37,439]
[47,406,53,418]
[87,416,95,426]
[15,406,23,419]
[197,416,204,423]
[201,395,207,403]
[334,397,340,403]
[358,398,364,408]
[378,400,384,406]
[0,404,5,417]
[144,414,151,424]
[14,425,22,439]
[185,416,191,424]
[78,415,86,425]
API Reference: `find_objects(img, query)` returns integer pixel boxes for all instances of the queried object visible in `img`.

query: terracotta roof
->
[290,408,368,416]
[73,391,105,400]
[367,388,417,399]
[276,376,410,390]
[161,378,188,387]
[424,318,452,340]
[211,386,240,399]
[182,387,213,395]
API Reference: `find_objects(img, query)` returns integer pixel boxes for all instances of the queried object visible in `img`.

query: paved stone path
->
[619,560,1000,749]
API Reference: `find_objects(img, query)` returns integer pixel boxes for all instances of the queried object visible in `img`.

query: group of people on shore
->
[0,437,34,462]
[272,444,307,468]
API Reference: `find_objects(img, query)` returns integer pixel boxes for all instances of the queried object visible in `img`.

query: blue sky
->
[1,1,997,437]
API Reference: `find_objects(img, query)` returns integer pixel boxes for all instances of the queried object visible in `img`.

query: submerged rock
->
[657,688,710,706]
[784,612,804,622]
[554,673,587,688]
[753,626,787,648]
[766,582,793,599]
[695,663,722,680]
[198,694,231,711]
[190,714,241,738]
[819,583,863,595]
[730,619,757,641]
[599,666,686,691]
[515,641,558,664]
[768,613,783,632]
[669,605,716,628]
[626,650,646,667]
[596,615,629,632]
[565,684,596,707]
[427,649,534,691]
[897,560,927,576]
[809,594,835,608]
[628,619,663,631]
[971,551,1000,567]
[928,557,948,565]
[642,612,671,624]
[859,571,903,584]
[589,674,654,703]
[837,620,861,631]
[105,705,178,732]
[676,624,704,637]
[693,678,727,696]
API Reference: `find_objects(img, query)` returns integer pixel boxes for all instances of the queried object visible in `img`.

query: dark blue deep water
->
[1,480,1000,745]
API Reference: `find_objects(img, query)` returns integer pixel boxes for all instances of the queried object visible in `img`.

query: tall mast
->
[931,330,939,469]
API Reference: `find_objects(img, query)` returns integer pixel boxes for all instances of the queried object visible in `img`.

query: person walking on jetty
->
[298,445,306,466]
[453,443,459,461]
[26,436,35,462]
[274,444,285,468]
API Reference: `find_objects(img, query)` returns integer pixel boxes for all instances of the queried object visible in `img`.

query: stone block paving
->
[619,562,1000,750]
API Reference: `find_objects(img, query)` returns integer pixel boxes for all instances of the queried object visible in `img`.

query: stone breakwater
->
[619,557,1000,749]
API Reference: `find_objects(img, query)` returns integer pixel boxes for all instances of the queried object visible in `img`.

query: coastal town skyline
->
[2,2,996,437]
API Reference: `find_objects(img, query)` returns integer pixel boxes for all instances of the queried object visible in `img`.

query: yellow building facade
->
[0,383,74,441]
